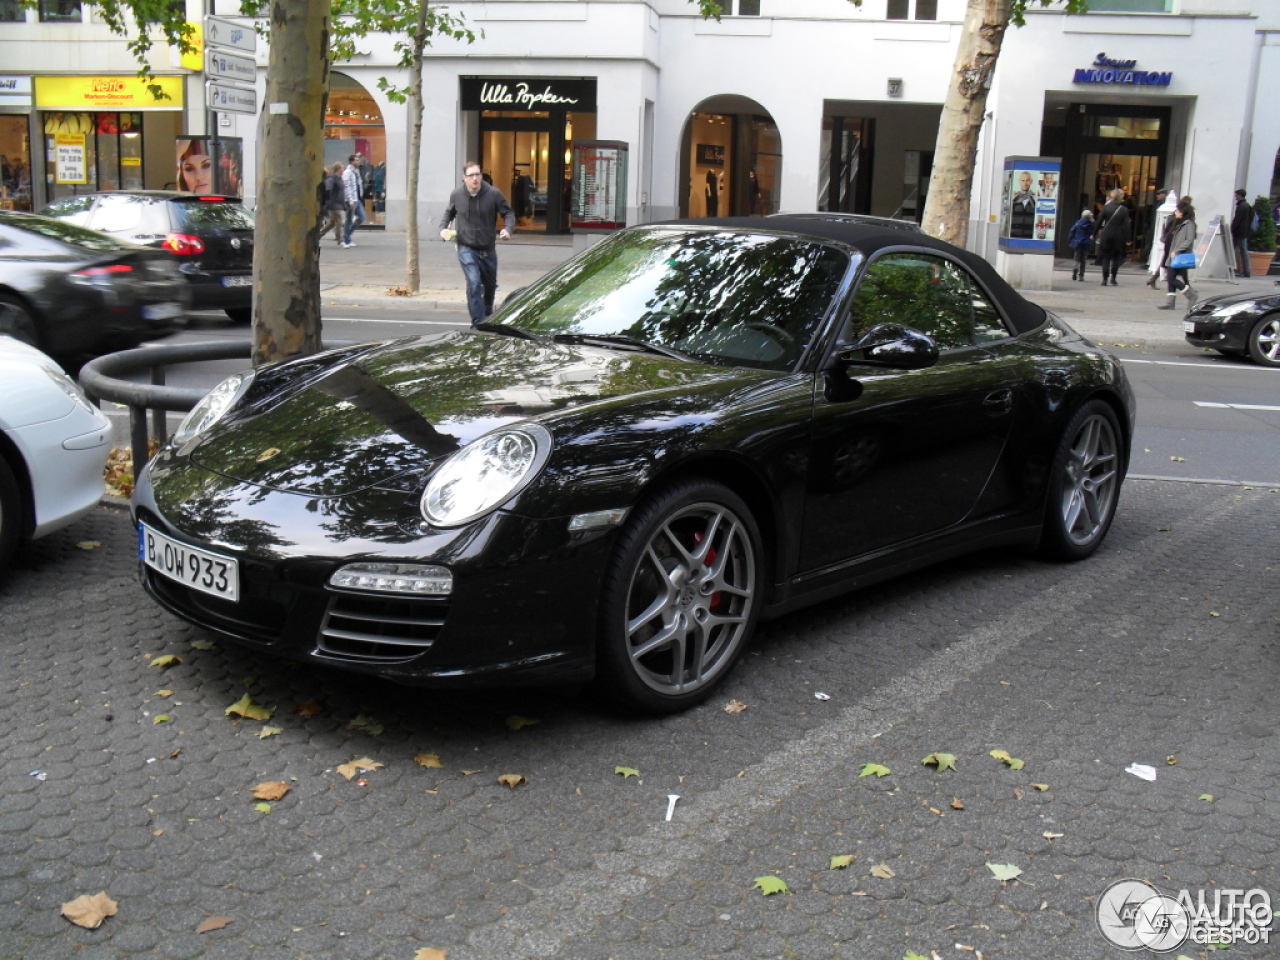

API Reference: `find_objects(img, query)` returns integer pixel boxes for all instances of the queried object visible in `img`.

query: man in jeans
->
[439,161,515,325]
[341,154,365,248]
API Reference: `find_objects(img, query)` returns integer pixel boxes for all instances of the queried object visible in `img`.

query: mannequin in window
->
[705,169,719,218]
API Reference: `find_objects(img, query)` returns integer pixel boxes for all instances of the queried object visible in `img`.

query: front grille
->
[145,567,286,643]
[317,592,448,663]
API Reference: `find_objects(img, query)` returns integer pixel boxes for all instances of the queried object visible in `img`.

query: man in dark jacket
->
[317,162,346,246]
[439,161,516,325]
[1231,188,1253,277]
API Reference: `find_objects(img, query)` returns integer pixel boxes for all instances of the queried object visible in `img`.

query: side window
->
[845,252,974,351]
[969,280,1011,342]
[89,194,145,233]
[42,195,96,225]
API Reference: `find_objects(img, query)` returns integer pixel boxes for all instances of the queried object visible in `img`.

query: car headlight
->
[173,370,255,446]
[421,423,552,527]
[43,367,97,414]
[1209,302,1258,320]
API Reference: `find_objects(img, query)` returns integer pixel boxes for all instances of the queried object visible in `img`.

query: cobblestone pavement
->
[0,479,1276,959]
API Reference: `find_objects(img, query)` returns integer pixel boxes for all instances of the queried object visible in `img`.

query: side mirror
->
[836,323,939,370]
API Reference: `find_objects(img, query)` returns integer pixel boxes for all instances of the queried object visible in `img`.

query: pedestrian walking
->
[341,154,365,248]
[1067,209,1094,281]
[317,162,346,246]
[1158,200,1198,310]
[438,160,516,326]
[1230,188,1253,277]
[1096,187,1130,286]
[1145,188,1176,289]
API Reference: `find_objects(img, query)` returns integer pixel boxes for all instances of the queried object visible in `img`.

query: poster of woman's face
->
[176,139,214,195]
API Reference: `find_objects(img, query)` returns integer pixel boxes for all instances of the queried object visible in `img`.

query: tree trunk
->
[252,0,329,366]
[404,4,428,293]
[921,0,1011,247]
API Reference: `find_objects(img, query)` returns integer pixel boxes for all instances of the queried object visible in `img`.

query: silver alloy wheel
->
[1059,413,1119,546]
[623,500,756,695]
[1252,316,1280,364]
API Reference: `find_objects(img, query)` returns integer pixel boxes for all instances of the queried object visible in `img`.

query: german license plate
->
[1183,321,1196,333]
[142,302,184,321]
[139,522,239,601]
[222,275,252,287]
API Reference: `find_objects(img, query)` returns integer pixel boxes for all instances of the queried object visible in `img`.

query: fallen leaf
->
[870,863,896,879]
[950,797,965,810]
[1166,755,1177,765]
[1170,455,1186,462]
[1200,794,1214,802]
[904,953,929,960]
[505,715,540,731]
[829,854,855,870]
[990,749,1024,770]
[336,758,384,780]
[76,541,101,551]
[196,916,234,933]
[987,862,1023,882]
[256,447,281,462]
[752,875,789,896]
[1209,611,1220,618]
[254,802,272,814]
[153,715,169,724]
[414,754,443,768]
[61,892,118,929]
[461,769,482,776]
[190,639,215,650]
[166,748,181,759]
[614,766,640,779]
[252,781,290,801]
[724,699,748,713]
[225,694,274,722]
[1013,787,1023,800]
[1032,783,1049,792]
[414,950,447,960]
[293,700,323,716]
[347,714,385,735]
[258,726,282,739]
[1043,832,1064,839]
[859,763,891,778]
[929,807,942,816]
[498,774,526,789]
[921,752,957,772]
[155,690,174,698]
[149,655,182,669]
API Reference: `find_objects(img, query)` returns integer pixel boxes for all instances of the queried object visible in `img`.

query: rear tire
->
[1040,399,1123,561]
[594,479,763,714]
[1246,314,1280,367]
[225,308,252,325]
[0,456,23,571]
[0,295,40,348]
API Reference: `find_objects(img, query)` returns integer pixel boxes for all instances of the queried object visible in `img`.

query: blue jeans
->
[457,245,498,325]
[343,201,365,244]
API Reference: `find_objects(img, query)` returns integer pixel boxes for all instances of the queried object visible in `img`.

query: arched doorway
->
[325,73,386,226]
[678,96,781,219]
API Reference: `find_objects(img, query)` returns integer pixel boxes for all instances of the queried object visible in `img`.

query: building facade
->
[2,0,1278,278]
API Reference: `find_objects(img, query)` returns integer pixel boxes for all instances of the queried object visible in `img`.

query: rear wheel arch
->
[0,433,34,557]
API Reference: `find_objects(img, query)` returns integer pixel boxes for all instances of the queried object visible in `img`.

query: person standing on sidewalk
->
[1230,188,1253,278]
[1067,209,1094,281]
[1096,188,1130,286]
[439,161,516,326]
[341,154,365,248]
[318,162,346,246]
[1158,201,1198,310]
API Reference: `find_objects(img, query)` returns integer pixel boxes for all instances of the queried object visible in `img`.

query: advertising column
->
[996,155,1060,291]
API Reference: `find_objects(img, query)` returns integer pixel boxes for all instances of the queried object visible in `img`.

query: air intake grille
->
[318,592,447,662]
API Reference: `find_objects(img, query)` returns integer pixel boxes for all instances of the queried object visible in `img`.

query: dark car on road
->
[133,216,1135,713]
[0,211,188,357]
[39,191,254,324]
[1183,290,1280,366]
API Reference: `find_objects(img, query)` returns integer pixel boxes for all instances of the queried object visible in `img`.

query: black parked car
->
[0,211,188,357]
[40,191,254,323]
[133,217,1134,713]
[1183,290,1280,366]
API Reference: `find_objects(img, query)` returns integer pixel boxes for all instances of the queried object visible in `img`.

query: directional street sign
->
[203,15,256,54]
[206,80,258,115]
[205,49,256,85]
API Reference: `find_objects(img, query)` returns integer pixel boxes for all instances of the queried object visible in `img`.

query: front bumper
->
[1182,312,1252,354]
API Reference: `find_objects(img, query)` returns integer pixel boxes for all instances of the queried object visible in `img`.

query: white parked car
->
[0,330,113,569]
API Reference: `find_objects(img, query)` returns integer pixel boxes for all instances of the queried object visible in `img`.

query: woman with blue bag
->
[1158,201,1198,310]
[1067,209,1095,281]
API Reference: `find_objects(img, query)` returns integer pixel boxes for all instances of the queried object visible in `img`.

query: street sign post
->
[203,15,256,54]
[205,49,256,85]
[206,81,257,115]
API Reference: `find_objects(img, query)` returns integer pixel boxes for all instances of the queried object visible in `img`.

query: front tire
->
[225,308,252,325]
[1040,399,1123,561]
[595,479,763,714]
[1246,314,1280,367]
[0,456,23,571]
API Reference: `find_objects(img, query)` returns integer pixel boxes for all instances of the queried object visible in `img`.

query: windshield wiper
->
[472,321,541,341]
[552,333,693,362]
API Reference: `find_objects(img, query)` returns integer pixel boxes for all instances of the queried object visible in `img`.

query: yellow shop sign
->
[35,76,184,110]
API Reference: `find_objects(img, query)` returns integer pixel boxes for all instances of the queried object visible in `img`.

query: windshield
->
[498,227,850,371]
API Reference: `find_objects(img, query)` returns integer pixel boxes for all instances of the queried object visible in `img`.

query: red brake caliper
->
[692,531,721,611]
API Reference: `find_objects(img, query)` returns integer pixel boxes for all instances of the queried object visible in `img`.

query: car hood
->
[1196,289,1280,310]
[188,331,757,496]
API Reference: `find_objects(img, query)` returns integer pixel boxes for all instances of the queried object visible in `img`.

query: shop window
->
[0,117,33,211]
[1084,115,1160,141]
[38,0,82,21]
[887,0,936,20]
[325,73,386,225]
[1085,0,1169,10]
[0,0,26,21]
[715,0,760,15]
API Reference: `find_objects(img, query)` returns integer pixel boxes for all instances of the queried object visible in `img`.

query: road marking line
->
[1194,401,1280,412]
[1119,358,1274,371]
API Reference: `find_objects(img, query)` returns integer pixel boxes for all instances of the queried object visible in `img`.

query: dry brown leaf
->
[414,949,447,960]
[61,892,118,929]
[256,447,281,462]
[869,863,895,879]
[251,781,291,801]
[461,769,482,776]
[336,758,384,781]
[951,797,965,810]
[196,916,235,933]
[414,754,443,769]
[293,700,323,716]
[498,774,526,789]
[724,699,748,713]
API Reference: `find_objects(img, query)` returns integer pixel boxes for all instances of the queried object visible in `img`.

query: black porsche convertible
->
[132,217,1134,713]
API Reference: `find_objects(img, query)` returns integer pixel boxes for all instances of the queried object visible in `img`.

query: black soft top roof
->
[664,215,1048,335]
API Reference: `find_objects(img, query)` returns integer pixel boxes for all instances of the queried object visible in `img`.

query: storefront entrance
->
[325,73,386,227]
[679,97,781,219]
[1058,104,1170,259]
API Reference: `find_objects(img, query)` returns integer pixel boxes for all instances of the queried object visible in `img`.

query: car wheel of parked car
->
[596,479,762,714]
[0,296,40,349]
[0,456,21,570]
[1246,314,1280,367]
[1040,400,1122,561]
[225,308,252,325]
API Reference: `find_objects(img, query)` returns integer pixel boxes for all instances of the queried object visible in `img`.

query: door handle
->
[983,389,1013,415]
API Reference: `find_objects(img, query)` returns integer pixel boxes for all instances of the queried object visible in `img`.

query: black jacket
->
[439,181,516,251]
